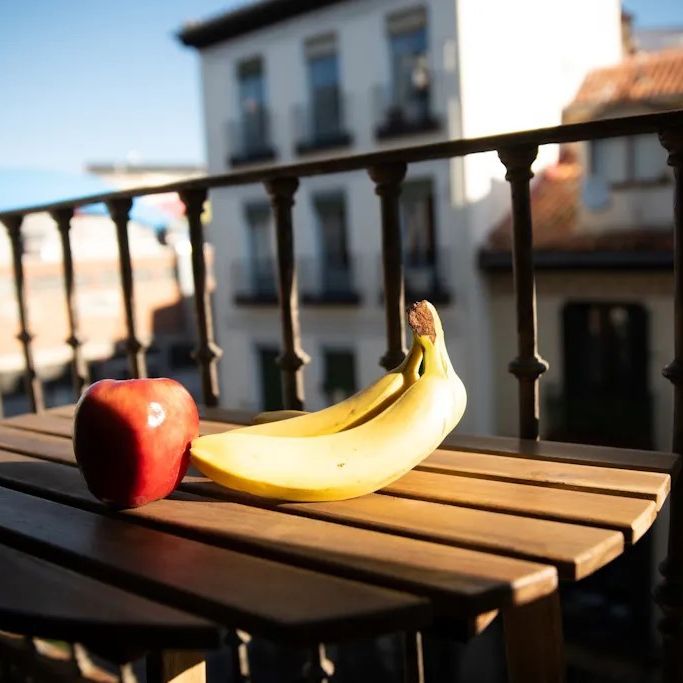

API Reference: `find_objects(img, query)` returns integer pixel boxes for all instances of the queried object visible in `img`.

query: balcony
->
[373,76,440,140]
[232,256,360,306]
[227,107,277,167]
[293,90,353,155]
[231,258,278,305]
[299,256,360,305]
[1,109,683,683]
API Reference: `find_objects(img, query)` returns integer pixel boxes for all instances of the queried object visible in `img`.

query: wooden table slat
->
[0,485,430,645]
[421,449,670,508]
[0,542,221,650]
[0,449,558,612]
[442,433,680,475]
[3,413,74,438]
[382,469,657,544]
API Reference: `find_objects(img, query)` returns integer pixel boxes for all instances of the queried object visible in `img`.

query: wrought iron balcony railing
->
[2,109,683,680]
[293,91,353,155]
[231,258,278,305]
[232,256,360,306]
[298,256,360,305]
[373,72,441,140]
[227,107,277,167]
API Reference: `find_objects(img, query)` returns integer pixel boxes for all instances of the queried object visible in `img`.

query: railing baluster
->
[368,163,408,370]
[657,127,683,683]
[226,629,251,682]
[179,189,222,407]
[498,145,548,440]
[403,631,424,683]
[107,198,147,379]
[301,644,334,683]
[1,214,44,413]
[264,177,309,410]
[52,208,89,395]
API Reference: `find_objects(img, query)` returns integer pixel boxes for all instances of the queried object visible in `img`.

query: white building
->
[180,0,623,434]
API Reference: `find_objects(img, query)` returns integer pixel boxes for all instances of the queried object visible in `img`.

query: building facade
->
[180,0,622,434]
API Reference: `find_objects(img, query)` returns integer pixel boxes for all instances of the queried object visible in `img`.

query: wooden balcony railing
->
[2,108,683,680]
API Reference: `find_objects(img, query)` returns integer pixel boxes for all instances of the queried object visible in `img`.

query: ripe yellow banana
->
[244,340,423,437]
[191,301,466,502]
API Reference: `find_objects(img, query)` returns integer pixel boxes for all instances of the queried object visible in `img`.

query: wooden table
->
[0,406,676,683]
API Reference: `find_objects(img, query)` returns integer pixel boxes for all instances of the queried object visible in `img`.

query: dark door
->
[560,302,652,449]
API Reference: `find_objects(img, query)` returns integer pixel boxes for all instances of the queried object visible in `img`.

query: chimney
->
[621,10,637,56]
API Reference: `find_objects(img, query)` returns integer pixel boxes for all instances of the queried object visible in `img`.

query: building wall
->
[572,103,676,233]
[195,0,624,433]
[486,269,673,450]
[199,0,459,171]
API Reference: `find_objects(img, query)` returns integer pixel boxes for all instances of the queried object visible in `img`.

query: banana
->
[243,340,423,437]
[191,301,466,502]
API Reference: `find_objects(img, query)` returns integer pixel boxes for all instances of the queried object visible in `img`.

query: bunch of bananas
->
[191,301,467,502]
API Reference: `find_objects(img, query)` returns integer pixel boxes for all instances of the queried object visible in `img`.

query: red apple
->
[73,378,199,508]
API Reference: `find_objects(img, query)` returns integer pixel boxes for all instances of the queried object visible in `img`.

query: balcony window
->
[229,57,275,166]
[375,8,439,139]
[322,348,356,405]
[294,34,351,154]
[589,134,669,186]
[233,202,277,305]
[400,179,450,303]
[302,193,359,304]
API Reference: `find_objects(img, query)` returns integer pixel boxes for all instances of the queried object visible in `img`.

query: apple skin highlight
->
[73,378,199,508]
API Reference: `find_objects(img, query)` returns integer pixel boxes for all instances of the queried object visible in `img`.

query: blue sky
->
[0,0,681,174]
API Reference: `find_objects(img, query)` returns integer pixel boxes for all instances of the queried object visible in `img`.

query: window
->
[590,138,627,184]
[322,349,356,405]
[237,57,269,154]
[590,134,668,185]
[387,7,430,122]
[305,34,342,141]
[245,202,276,297]
[633,133,666,181]
[257,347,283,411]
[398,178,449,301]
[400,179,436,267]
[313,192,350,296]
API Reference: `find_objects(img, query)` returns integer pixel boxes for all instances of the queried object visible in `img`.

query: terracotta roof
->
[484,150,672,261]
[487,155,581,252]
[565,48,683,119]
